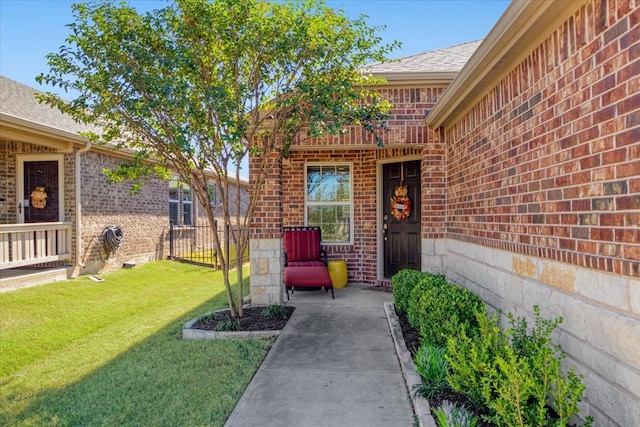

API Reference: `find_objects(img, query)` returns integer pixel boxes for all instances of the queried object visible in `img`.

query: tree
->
[37,0,398,318]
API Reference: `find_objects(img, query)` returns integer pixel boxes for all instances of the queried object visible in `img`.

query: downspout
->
[75,140,92,270]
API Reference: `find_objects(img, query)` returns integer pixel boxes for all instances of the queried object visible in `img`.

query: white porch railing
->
[0,222,73,270]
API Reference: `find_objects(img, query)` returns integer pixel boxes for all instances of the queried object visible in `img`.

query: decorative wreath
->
[390,185,412,220]
[30,186,47,209]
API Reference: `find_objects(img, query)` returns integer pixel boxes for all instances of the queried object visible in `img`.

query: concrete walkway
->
[225,285,415,427]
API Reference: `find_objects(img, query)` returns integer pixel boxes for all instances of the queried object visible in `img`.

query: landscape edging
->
[384,302,437,427]
[182,309,282,340]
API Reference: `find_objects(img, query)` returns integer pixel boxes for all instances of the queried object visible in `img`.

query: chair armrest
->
[284,251,289,267]
[321,250,327,265]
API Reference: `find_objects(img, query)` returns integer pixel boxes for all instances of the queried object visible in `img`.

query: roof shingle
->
[364,40,482,74]
[0,75,93,135]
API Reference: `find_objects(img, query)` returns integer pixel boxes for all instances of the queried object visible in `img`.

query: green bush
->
[446,307,592,427]
[391,269,429,313]
[413,281,485,347]
[261,304,287,319]
[433,400,480,427]
[406,274,448,330]
[412,343,450,400]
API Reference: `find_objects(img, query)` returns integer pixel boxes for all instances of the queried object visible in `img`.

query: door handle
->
[18,203,22,214]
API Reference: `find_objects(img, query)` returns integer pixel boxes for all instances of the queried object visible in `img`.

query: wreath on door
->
[30,186,47,209]
[390,185,412,220]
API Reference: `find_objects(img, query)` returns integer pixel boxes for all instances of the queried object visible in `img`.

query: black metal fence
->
[169,221,249,269]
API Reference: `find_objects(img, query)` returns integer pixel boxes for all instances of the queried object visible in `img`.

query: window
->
[208,183,216,205]
[169,177,193,226]
[182,182,192,226]
[208,182,222,206]
[169,179,180,225]
[306,164,352,243]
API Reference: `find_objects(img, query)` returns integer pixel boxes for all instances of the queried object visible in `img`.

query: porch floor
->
[0,266,71,292]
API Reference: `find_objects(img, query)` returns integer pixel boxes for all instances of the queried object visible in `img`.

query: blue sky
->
[1,0,511,97]
[0,0,510,178]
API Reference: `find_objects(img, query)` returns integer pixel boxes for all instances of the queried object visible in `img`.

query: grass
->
[180,245,249,268]
[0,261,270,426]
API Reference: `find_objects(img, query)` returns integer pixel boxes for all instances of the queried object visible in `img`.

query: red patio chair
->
[283,226,334,299]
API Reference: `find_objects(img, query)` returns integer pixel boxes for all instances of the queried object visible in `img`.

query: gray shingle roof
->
[0,75,93,135]
[364,40,482,74]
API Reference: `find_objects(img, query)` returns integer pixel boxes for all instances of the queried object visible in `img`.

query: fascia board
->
[368,71,459,86]
[0,112,84,152]
[426,0,588,129]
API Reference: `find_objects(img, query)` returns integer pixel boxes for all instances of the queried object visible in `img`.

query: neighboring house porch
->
[1,76,250,291]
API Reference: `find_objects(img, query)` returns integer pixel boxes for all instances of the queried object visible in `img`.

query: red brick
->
[615,228,640,243]
[602,147,628,164]
[616,160,640,178]
[625,245,640,260]
[616,128,640,147]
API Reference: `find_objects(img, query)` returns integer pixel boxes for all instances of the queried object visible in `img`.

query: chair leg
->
[286,286,290,301]
[330,286,334,299]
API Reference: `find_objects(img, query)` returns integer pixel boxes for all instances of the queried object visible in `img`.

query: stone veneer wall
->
[436,0,640,424]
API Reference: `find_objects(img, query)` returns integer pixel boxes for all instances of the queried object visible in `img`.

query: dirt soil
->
[192,306,295,331]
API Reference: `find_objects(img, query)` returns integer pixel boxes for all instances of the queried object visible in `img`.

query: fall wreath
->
[390,185,412,220]
[30,186,47,209]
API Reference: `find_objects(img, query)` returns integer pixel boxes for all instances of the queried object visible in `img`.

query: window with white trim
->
[208,183,215,205]
[306,164,352,243]
[182,182,192,226]
[169,177,193,226]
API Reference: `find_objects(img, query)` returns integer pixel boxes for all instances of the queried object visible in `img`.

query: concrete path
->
[225,285,415,427]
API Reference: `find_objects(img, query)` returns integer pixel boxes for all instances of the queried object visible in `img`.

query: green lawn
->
[0,261,269,426]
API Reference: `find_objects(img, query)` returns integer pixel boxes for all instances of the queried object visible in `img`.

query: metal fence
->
[168,222,249,269]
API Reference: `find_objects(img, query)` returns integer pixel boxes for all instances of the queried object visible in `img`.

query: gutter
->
[368,71,459,87]
[75,140,92,269]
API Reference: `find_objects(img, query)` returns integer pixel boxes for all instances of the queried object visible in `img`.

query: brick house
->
[0,75,249,290]
[249,0,639,424]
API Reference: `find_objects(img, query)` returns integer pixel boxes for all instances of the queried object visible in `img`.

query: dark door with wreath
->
[23,160,59,223]
[383,160,421,278]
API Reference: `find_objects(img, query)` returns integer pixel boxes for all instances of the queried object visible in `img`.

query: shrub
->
[413,282,485,347]
[261,304,287,319]
[445,311,503,409]
[406,274,448,330]
[215,317,240,331]
[446,307,592,427]
[391,269,429,313]
[412,342,450,399]
[433,400,480,427]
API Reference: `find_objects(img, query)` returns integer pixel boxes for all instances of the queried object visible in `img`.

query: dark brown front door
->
[383,161,421,278]
[23,160,59,223]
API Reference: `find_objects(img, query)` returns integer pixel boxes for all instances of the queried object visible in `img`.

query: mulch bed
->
[192,306,295,331]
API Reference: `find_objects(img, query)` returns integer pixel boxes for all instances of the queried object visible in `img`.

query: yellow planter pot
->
[327,260,348,288]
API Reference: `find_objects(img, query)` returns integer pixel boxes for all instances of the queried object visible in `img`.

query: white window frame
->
[304,162,353,245]
[169,177,193,227]
[182,182,193,226]
[207,182,220,206]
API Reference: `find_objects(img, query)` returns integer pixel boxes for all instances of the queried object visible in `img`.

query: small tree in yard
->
[37,0,398,318]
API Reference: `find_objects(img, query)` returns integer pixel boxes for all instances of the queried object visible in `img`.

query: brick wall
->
[0,139,66,225]
[78,150,169,273]
[445,0,639,279]
[250,86,444,285]
[442,0,639,424]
